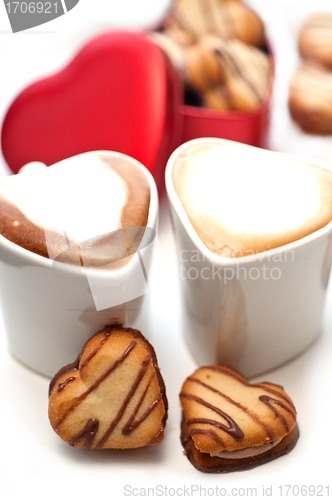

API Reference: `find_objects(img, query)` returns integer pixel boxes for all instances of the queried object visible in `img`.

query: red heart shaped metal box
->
[1,30,273,190]
[1,30,183,192]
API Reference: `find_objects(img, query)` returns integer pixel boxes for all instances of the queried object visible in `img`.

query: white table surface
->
[1,1,332,499]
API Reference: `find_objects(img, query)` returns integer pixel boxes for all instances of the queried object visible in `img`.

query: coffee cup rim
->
[165,137,332,265]
[0,150,159,279]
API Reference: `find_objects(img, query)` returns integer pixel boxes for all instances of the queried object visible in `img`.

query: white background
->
[1,1,332,499]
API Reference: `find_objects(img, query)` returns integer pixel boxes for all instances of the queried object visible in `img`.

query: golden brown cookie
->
[162,18,196,47]
[298,13,332,70]
[185,35,271,110]
[203,86,231,111]
[288,63,332,135]
[174,0,265,47]
[49,326,168,450]
[180,365,299,473]
[184,35,226,92]
[150,31,187,71]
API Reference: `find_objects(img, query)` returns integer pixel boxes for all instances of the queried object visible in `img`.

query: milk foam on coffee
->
[172,141,332,257]
[0,152,150,268]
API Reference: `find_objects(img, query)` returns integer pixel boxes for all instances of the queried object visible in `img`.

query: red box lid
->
[1,30,273,190]
[1,30,184,192]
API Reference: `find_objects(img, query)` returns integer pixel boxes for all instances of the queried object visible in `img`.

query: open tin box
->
[1,30,273,191]
[180,77,272,150]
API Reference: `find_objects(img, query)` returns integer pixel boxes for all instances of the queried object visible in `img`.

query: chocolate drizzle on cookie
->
[179,364,299,473]
[180,392,244,442]
[259,395,296,433]
[57,377,76,392]
[48,325,168,450]
[49,356,81,397]
[94,353,153,450]
[69,419,100,451]
[122,373,163,436]
[180,365,297,449]
[214,45,263,103]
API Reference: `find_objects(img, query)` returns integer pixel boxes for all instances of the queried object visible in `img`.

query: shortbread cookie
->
[185,35,271,110]
[174,0,265,48]
[298,14,332,70]
[49,326,168,450]
[149,31,187,72]
[203,86,231,111]
[180,365,299,473]
[184,35,226,92]
[162,18,196,47]
[288,63,332,135]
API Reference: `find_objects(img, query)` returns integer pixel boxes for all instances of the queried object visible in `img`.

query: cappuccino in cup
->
[0,152,150,269]
[0,151,158,376]
[172,140,332,258]
[166,138,332,376]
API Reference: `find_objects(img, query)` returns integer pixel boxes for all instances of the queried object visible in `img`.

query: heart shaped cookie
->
[180,365,299,472]
[49,326,168,450]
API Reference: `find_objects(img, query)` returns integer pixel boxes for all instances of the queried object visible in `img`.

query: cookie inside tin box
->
[150,0,274,149]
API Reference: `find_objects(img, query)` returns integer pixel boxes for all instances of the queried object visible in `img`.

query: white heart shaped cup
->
[165,138,332,377]
[0,151,158,377]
